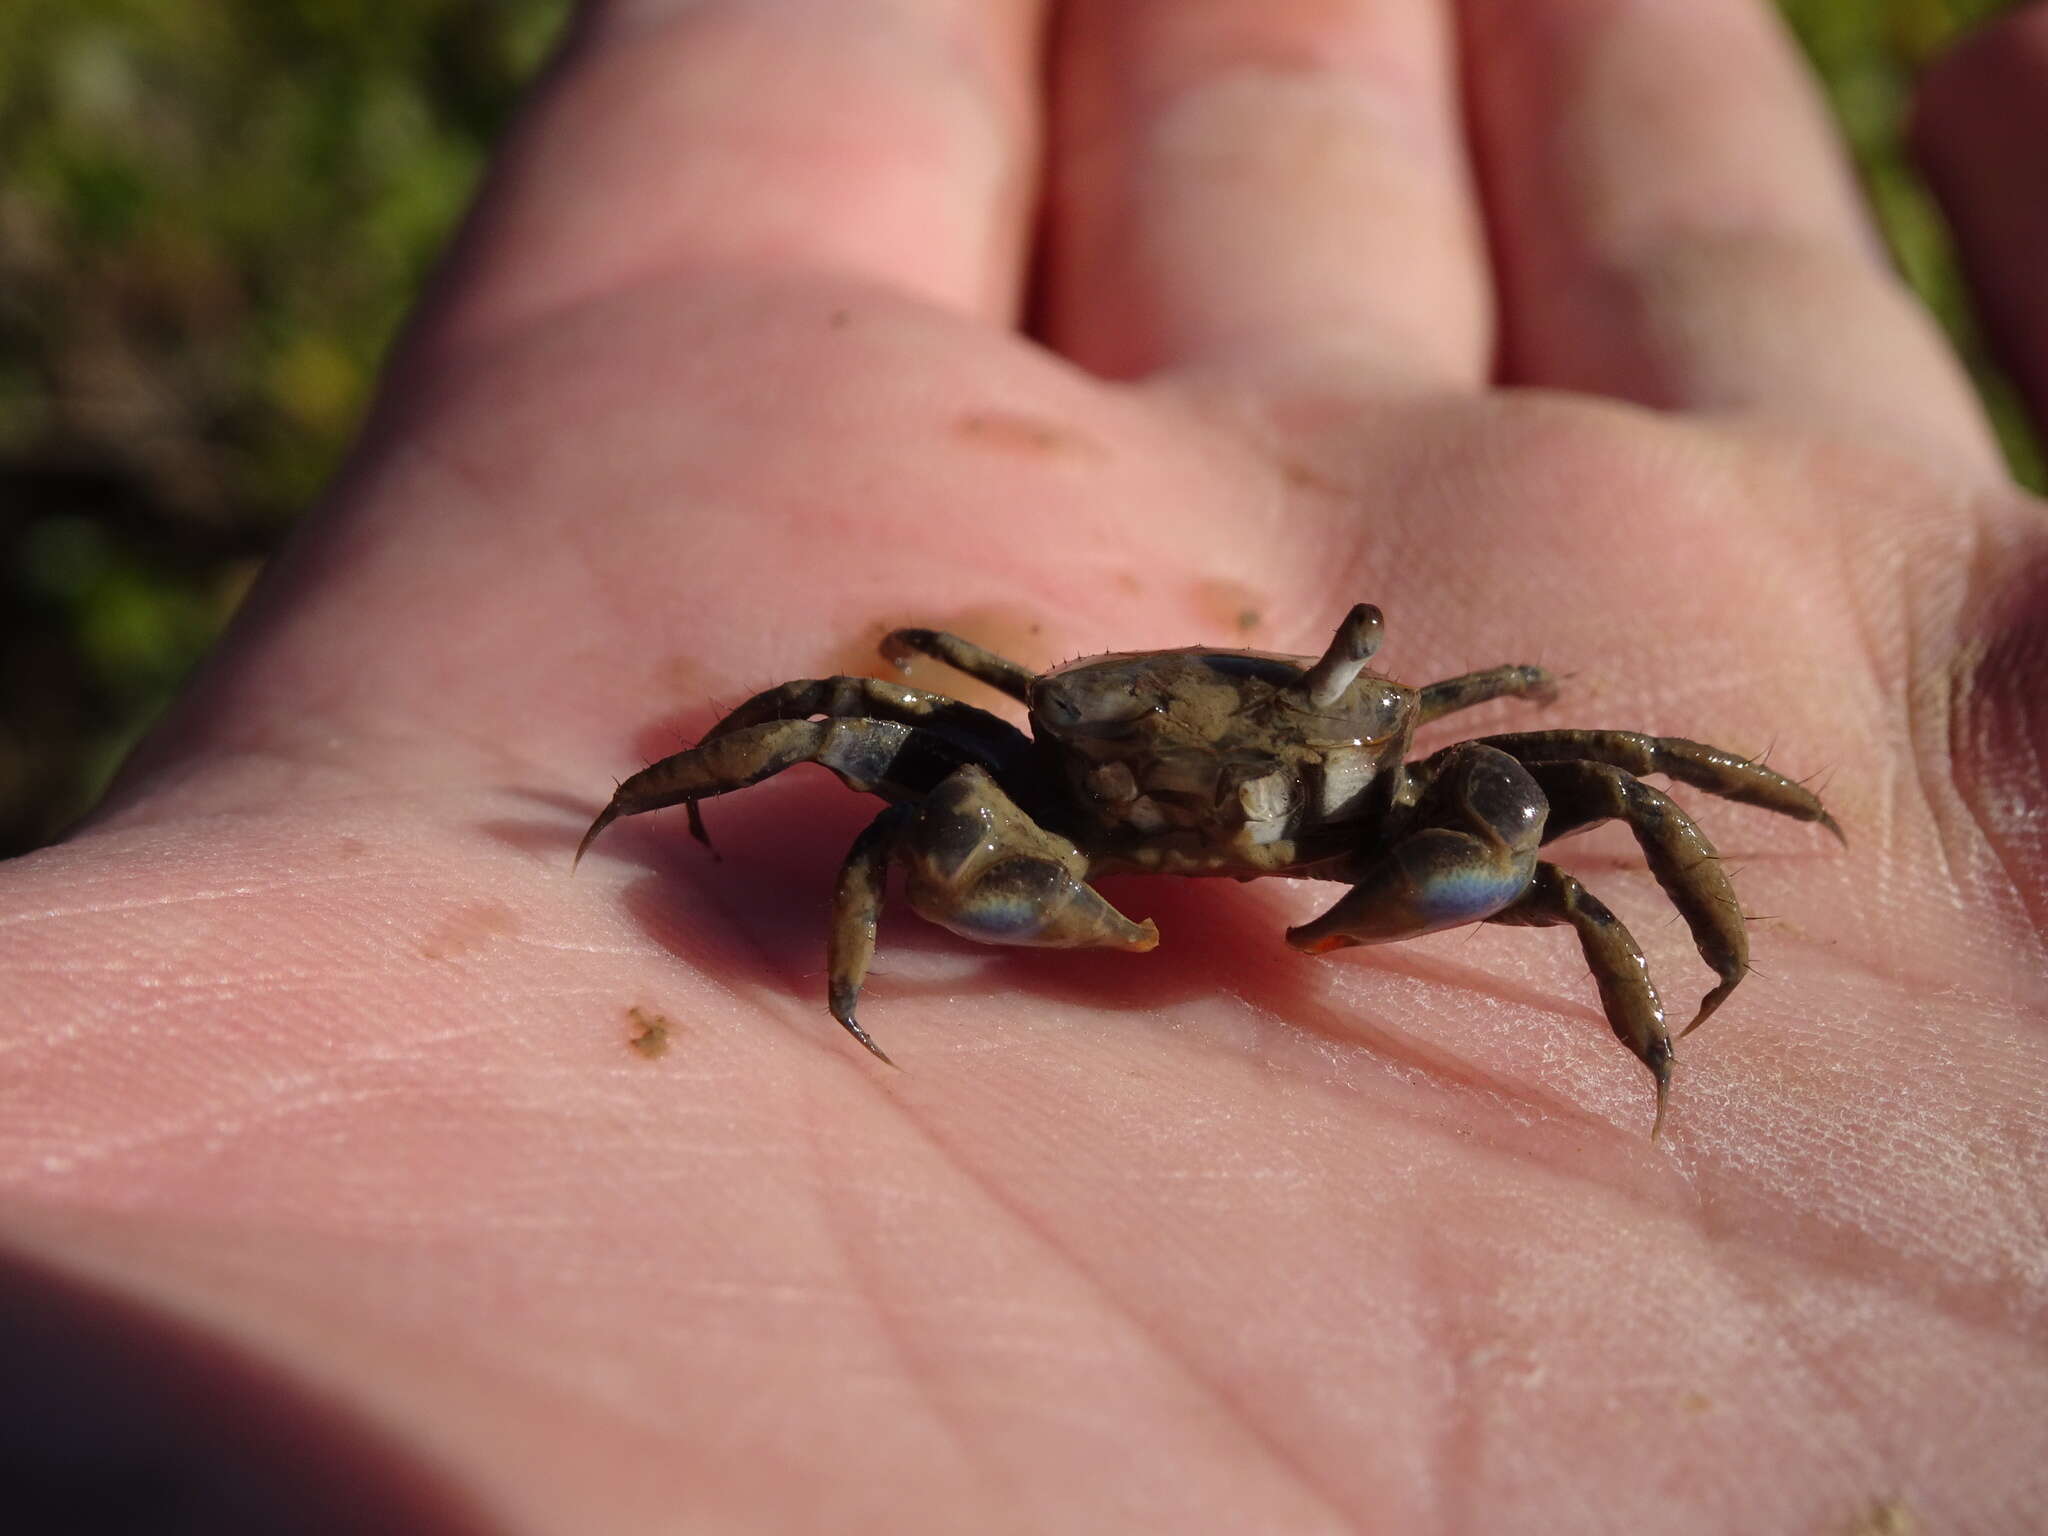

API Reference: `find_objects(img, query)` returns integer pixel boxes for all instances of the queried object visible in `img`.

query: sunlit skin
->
[3,3,2047,1533]
[577,604,1839,1138]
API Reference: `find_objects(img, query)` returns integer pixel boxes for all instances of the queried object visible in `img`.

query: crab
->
[576,605,1841,1134]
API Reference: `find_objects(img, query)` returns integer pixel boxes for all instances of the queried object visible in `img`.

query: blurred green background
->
[0,0,2038,858]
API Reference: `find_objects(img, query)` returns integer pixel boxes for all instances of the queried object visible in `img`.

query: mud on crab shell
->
[576,604,1842,1137]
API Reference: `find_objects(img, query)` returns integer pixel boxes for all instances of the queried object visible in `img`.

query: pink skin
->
[3,2,2047,1531]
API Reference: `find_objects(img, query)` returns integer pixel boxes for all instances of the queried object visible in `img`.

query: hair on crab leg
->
[1415,664,1561,726]
[879,628,1036,702]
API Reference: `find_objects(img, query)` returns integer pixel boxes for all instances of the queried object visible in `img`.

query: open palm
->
[5,3,2045,1532]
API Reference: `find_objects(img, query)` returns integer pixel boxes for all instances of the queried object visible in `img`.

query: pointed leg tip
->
[1283,921,1342,955]
[851,1028,897,1068]
[573,805,619,870]
[832,999,897,1068]
[1819,811,1848,848]
[1681,976,1740,1039]
[878,630,922,674]
[685,802,719,856]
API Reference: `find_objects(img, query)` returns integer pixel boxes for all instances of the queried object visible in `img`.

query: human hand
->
[4,3,2044,1531]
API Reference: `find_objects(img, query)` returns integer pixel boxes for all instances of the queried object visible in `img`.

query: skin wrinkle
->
[1890,515,2048,951]
[1132,378,1368,589]
[1818,506,1932,887]
[1946,526,2048,948]
[1550,1067,2030,1338]
[1753,1253,2048,1506]
[1249,976,1589,1132]
[614,877,807,1045]
[16,1082,466,1191]
[1282,946,1636,1121]
[1710,1265,1888,1521]
[1422,1246,1481,1536]
[1251,995,1645,1189]
[0,877,349,929]
[1395,1177,1751,1526]
[453,4,1037,342]
[1462,0,1999,480]
[1900,551,1983,914]
[1685,1098,2048,1342]
[839,1060,1365,1532]
[1671,1228,1957,1531]
[1047,3,1488,388]
[1194,888,1646,1122]
[797,1091,1008,1522]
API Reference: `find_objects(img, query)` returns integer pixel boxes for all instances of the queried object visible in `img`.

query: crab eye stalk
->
[1295,603,1385,708]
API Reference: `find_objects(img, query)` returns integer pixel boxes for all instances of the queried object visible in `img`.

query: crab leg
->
[1521,760,1749,1037]
[879,629,1036,703]
[575,718,967,867]
[685,676,1029,846]
[1472,729,1842,841]
[827,804,913,1065]
[1416,665,1559,725]
[692,676,1028,761]
[1488,862,1673,1139]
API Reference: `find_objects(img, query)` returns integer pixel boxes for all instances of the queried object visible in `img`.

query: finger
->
[1039,0,1492,392]
[420,0,1045,356]
[1462,0,2003,474]
[1912,2,2048,439]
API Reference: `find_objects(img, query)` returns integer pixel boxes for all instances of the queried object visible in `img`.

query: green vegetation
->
[0,0,2036,856]
[0,0,567,852]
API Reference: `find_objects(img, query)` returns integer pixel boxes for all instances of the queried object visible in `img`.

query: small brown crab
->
[577,606,1840,1133]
